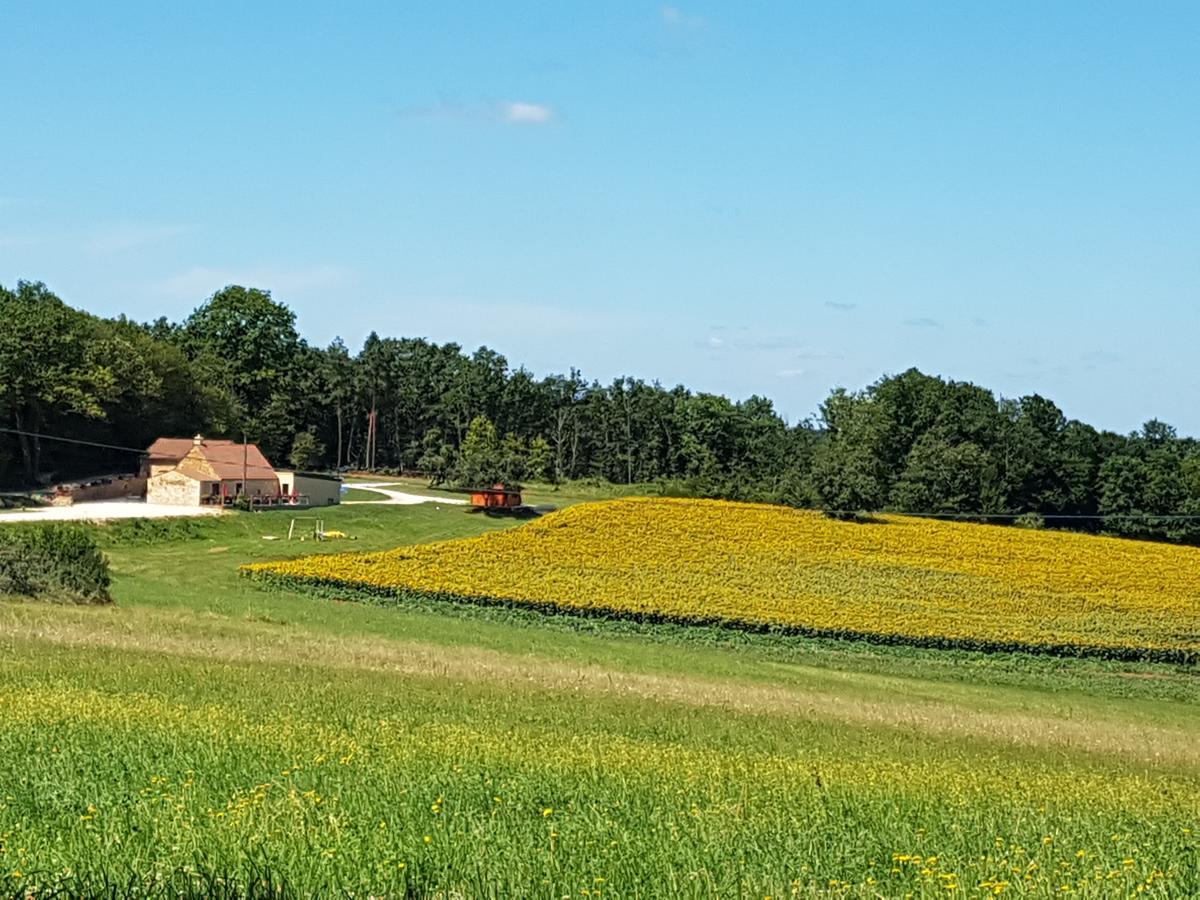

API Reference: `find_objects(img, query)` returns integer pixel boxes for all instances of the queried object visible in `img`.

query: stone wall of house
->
[51,474,147,506]
[147,472,201,506]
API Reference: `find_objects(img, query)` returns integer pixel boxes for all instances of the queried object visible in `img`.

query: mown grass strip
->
[242,569,1199,665]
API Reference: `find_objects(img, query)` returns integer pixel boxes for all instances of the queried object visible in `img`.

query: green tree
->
[499,433,529,485]
[322,338,356,469]
[181,286,302,454]
[453,415,503,487]
[528,436,554,483]
[289,430,325,470]
[416,427,456,486]
[810,389,888,512]
[891,436,990,513]
[0,282,117,482]
[1099,454,1148,537]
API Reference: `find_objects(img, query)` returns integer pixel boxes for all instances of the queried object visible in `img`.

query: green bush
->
[98,517,210,545]
[0,524,111,603]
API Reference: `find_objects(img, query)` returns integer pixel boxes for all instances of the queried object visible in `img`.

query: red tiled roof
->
[147,437,234,460]
[176,443,276,481]
[149,437,276,481]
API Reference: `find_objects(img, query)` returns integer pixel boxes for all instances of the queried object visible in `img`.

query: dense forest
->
[3,279,1199,542]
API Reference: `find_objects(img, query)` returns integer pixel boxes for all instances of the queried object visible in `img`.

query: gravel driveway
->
[0,499,226,524]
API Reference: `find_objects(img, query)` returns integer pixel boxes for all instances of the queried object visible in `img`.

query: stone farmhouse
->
[144,435,340,507]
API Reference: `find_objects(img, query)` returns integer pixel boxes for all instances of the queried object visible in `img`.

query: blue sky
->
[1,2,1197,432]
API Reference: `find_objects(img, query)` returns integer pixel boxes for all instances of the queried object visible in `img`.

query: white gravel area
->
[344,483,468,506]
[0,498,227,523]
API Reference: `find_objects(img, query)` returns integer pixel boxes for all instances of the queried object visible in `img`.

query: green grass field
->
[1,499,1197,897]
[339,486,390,502]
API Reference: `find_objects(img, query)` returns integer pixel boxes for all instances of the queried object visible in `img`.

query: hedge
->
[0,524,111,603]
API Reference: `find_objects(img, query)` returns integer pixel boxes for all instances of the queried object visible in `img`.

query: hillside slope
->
[248,497,1200,659]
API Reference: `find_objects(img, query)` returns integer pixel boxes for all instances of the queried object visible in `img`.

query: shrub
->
[0,524,111,603]
[1015,512,1046,530]
[99,517,209,545]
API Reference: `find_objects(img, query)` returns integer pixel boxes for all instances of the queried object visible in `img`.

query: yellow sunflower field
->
[244,497,1200,659]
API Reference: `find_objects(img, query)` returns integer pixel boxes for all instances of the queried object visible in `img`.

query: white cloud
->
[398,99,556,125]
[503,102,554,124]
[84,223,187,256]
[370,298,633,345]
[160,265,348,300]
[777,368,807,378]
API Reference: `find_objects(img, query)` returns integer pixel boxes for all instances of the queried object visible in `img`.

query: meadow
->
[1,491,1197,897]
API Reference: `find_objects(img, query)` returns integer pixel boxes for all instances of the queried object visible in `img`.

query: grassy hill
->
[0,499,1197,896]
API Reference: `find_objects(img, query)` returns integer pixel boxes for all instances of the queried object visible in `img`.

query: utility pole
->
[242,431,248,496]
[370,408,378,470]
[367,394,377,471]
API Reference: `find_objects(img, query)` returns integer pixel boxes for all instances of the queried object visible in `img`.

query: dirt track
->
[342,483,468,506]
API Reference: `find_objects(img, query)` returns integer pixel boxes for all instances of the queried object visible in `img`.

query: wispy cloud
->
[383,298,633,342]
[399,98,555,125]
[794,348,844,361]
[697,331,843,363]
[903,317,941,328]
[160,265,349,300]
[824,301,856,311]
[738,336,805,351]
[661,5,705,28]
[1,221,186,254]
[776,368,807,378]
[84,223,187,256]
[503,101,553,124]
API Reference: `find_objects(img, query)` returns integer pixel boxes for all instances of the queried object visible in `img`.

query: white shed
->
[277,471,342,507]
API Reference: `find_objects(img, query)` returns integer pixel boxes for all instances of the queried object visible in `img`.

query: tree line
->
[3,279,1198,543]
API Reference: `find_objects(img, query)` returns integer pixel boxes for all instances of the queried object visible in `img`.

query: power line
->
[0,426,146,455]
[0,426,280,476]
[4,426,1200,521]
[826,510,1200,522]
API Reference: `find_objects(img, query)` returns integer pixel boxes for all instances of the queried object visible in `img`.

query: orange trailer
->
[469,484,524,511]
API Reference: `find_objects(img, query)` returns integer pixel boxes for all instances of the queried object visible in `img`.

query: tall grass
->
[1,630,1196,897]
[1,504,1196,896]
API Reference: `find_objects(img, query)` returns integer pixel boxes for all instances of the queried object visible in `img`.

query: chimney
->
[193,434,204,447]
